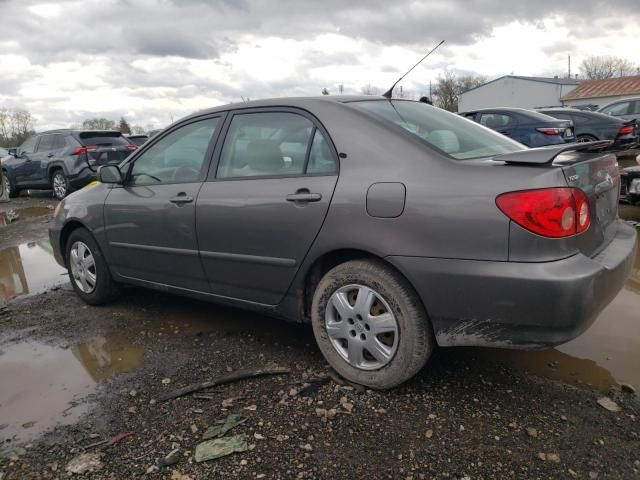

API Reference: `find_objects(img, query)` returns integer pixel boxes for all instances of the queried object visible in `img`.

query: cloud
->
[0,0,639,130]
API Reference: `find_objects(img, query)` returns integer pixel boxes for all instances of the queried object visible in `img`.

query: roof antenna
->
[382,40,445,99]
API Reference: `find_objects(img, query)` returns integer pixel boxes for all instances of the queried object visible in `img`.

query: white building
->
[560,75,640,109]
[457,75,579,112]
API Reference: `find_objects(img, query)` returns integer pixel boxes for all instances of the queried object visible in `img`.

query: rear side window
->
[630,101,640,115]
[78,132,130,146]
[217,112,324,178]
[350,100,525,160]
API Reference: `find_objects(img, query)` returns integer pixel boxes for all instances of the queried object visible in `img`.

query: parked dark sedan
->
[460,108,575,147]
[538,107,638,150]
[3,129,137,199]
[49,97,636,389]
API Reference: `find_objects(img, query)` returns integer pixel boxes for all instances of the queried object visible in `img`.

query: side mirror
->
[7,148,17,157]
[98,165,122,184]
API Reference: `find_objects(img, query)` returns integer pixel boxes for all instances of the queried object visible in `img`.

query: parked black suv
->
[3,130,137,199]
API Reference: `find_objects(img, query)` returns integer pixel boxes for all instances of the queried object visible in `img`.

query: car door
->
[196,109,339,305]
[28,134,56,185]
[13,135,40,185]
[103,115,223,291]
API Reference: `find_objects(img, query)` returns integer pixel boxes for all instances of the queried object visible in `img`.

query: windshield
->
[349,100,526,160]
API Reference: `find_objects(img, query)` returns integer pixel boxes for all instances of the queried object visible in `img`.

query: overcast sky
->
[1,0,639,130]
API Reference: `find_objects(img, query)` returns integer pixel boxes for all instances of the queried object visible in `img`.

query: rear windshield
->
[78,132,130,147]
[349,100,526,160]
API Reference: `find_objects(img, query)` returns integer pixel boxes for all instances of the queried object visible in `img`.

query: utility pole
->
[568,55,571,79]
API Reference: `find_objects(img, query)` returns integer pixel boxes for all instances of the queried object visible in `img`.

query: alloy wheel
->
[325,284,399,370]
[70,241,97,293]
[53,172,67,199]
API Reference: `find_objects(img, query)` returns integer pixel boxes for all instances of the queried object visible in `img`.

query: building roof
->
[461,75,580,95]
[561,75,640,101]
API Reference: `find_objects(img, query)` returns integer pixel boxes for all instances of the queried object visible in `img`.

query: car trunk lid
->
[494,141,620,258]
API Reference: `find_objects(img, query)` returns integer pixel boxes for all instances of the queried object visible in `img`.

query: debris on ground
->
[297,377,330,397]
[194,434,248,463]
[328,370,366,393]
[526,427,538,438]
[65,452,104,474]
[162,449,181,467]
[202,414,248,440]
[537,452,560,463]
[159,367,290,402]
[597,397,621,412]
[620,383,636,395]
[0,447,26,462]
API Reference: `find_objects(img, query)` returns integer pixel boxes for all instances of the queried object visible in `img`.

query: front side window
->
[19,136,38,155]
[602,102,630,116]
[217,112,318,178]
[350,100,525,160]
[129,117,219,185]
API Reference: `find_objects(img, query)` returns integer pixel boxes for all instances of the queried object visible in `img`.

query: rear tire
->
[66,228,120,305]
[311,259,434,389]
[577,134,598,143]
[51,169,70,200]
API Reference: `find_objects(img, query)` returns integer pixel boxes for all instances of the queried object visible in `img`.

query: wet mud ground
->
[0,191,639,479]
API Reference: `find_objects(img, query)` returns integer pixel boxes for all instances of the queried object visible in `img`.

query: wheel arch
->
[58,219,91,264]
[300,248,428,323]
[47,162,69,181]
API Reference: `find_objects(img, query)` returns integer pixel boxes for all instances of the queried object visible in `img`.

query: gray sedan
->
[49,97,637,389]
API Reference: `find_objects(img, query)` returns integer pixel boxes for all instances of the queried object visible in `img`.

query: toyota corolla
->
[49,97,637,389]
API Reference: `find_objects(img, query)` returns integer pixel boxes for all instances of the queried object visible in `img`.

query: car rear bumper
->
[387,220,637,349]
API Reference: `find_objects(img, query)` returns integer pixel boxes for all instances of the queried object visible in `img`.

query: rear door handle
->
[47,153,54,158]
[286,191,322,203]
[169,193,194,205]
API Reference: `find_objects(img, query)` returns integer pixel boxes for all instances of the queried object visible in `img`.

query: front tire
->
[3,172,20,198]
[66,228,120,305]
[51,170,70,200]
[311,259,434,389]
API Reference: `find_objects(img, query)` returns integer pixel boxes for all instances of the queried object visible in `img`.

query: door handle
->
[47,153,54,158]
[169,193,194,205]
[286,189,322,203]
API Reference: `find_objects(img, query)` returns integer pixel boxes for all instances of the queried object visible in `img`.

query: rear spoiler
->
[494,140,613,165]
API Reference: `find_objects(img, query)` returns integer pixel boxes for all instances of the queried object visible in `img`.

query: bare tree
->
[579,56,639,80]
[360,83,380,95]
[0,108,10,140]
[433,72,485,112]
[321,88,330,95]
[81,118,117,130]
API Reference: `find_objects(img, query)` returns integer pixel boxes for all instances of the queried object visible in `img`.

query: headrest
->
[428,130,460,153]
[246,139,283,172]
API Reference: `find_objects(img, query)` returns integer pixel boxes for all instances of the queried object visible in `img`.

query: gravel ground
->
[0,195,639,480]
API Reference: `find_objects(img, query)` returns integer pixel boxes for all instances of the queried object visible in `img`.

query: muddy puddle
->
[0,239,67,304]
[477,208,640,391]
[0,206,52,226]
[0,335,143,444]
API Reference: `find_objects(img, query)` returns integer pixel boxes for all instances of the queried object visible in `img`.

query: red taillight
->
[72,145,98,155]
[127,144,138,150]
[496,187,590,238]
[619,124,634,135]
[536,127,562,136]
